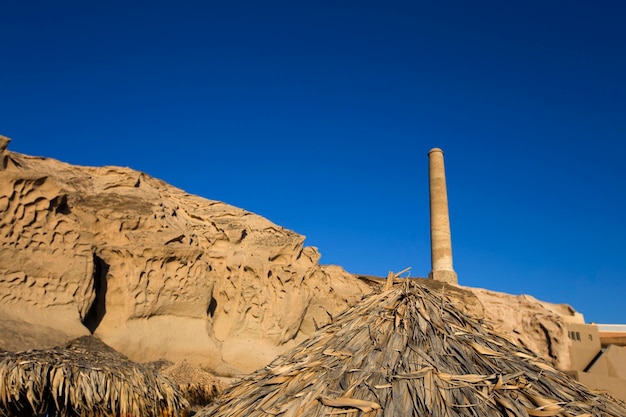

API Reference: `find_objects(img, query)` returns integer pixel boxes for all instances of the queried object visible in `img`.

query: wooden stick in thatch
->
[196,280,626,417]
[0,336,188,417]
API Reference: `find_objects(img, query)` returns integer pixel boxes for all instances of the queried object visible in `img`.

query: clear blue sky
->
[1,1,624,324]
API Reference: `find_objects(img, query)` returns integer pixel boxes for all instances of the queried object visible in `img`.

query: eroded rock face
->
[469,287,584,370]
[0,136,371,373]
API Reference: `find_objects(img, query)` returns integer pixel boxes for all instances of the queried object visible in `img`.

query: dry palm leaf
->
[196,280,626,417]
[0,336,188,417]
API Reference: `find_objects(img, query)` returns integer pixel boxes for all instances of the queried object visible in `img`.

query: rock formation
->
[470,287,583,371]
[0,136,371,373]
[0,135,583,374]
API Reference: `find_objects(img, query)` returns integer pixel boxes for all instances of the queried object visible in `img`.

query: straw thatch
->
[0,336,188,417]
[196,280,626,417]
[160,360,225,408]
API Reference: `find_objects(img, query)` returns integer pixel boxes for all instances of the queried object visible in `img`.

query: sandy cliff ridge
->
[0,136,372,373]
[0,136,579,373]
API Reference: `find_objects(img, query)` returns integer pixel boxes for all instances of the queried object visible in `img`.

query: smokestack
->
[428,148,458,284]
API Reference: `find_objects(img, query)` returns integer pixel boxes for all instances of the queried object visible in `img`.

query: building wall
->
[575,371,626,403]
[565,323,601,372]
[588,345,626,379]
[570,335,626,402]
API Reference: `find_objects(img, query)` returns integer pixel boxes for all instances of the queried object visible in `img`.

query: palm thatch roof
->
[197,280,626,417]
[160,360,225,408]
[0,336,188,417]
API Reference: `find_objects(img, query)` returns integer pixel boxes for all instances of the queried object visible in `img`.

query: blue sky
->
[1,1,625,324]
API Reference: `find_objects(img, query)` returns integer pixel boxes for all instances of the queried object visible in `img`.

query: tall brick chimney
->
[428,148,457,284]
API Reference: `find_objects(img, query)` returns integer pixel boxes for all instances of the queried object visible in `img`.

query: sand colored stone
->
[470,287,584,371]
[0,137,372,373]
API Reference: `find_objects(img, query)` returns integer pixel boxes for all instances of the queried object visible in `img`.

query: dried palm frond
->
[161,360,224,407]
[0,336,188,417]
[196,280,626,417]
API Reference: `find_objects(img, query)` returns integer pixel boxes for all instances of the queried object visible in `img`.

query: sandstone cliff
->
[0,136,371,373]
[470,287,583,371]
[0,136,581,374]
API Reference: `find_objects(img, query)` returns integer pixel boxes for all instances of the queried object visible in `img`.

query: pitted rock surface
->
[0,136,371,373]
[470,287,583,370]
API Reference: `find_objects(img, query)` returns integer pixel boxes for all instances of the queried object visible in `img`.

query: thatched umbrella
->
[159,360,224,409]
[197,280,626,416]
[0,336,188,417]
